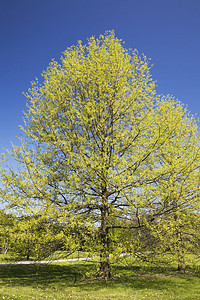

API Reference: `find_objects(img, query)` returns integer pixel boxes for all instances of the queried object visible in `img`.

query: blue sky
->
[0,0,200,152]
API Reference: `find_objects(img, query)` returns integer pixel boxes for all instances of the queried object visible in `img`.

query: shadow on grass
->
[0,262,199,293]
[0,263,87,288]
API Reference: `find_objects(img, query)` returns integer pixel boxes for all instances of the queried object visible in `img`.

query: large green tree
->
[1,32,200,279]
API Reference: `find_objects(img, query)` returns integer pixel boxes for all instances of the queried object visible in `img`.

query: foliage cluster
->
[0,31,200,278]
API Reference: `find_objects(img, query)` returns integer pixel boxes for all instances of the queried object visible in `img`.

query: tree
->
[147,100,200,271]
[0,31,200,279]
[0,210,15,254]
[9,214,66,260]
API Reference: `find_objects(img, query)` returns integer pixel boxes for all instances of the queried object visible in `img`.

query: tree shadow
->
[0,263,87,288]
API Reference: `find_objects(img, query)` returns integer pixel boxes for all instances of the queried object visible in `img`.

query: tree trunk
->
[177,233,185,272]
[99,204,111,280]
[177,258,185,272]
[2,246,8,254]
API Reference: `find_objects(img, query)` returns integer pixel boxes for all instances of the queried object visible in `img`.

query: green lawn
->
[0,261,200,299]
[0,251,90,263]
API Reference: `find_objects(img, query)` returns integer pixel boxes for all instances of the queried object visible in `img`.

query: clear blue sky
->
[0,0,200,152]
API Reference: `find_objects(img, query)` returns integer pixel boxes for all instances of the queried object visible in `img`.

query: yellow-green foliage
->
[9,214,66,260]
[0,31,200,276]
[0,210,15,254]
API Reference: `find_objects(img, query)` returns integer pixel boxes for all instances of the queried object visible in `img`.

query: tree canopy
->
[1,31,200,279]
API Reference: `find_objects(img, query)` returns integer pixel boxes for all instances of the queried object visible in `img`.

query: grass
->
[0,260,200,299]
[0,251,90,263]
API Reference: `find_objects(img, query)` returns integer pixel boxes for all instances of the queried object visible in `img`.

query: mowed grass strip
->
[0,261,200,299]
[0,251,91,263]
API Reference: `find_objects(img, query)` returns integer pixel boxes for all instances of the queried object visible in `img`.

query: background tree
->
[9,214,66,261]
[0,210,15,254]
[143,101,200,270]
[0,32,200,279]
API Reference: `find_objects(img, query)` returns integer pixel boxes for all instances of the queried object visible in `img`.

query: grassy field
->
[0,251,90,263]
[0,259,200,300]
